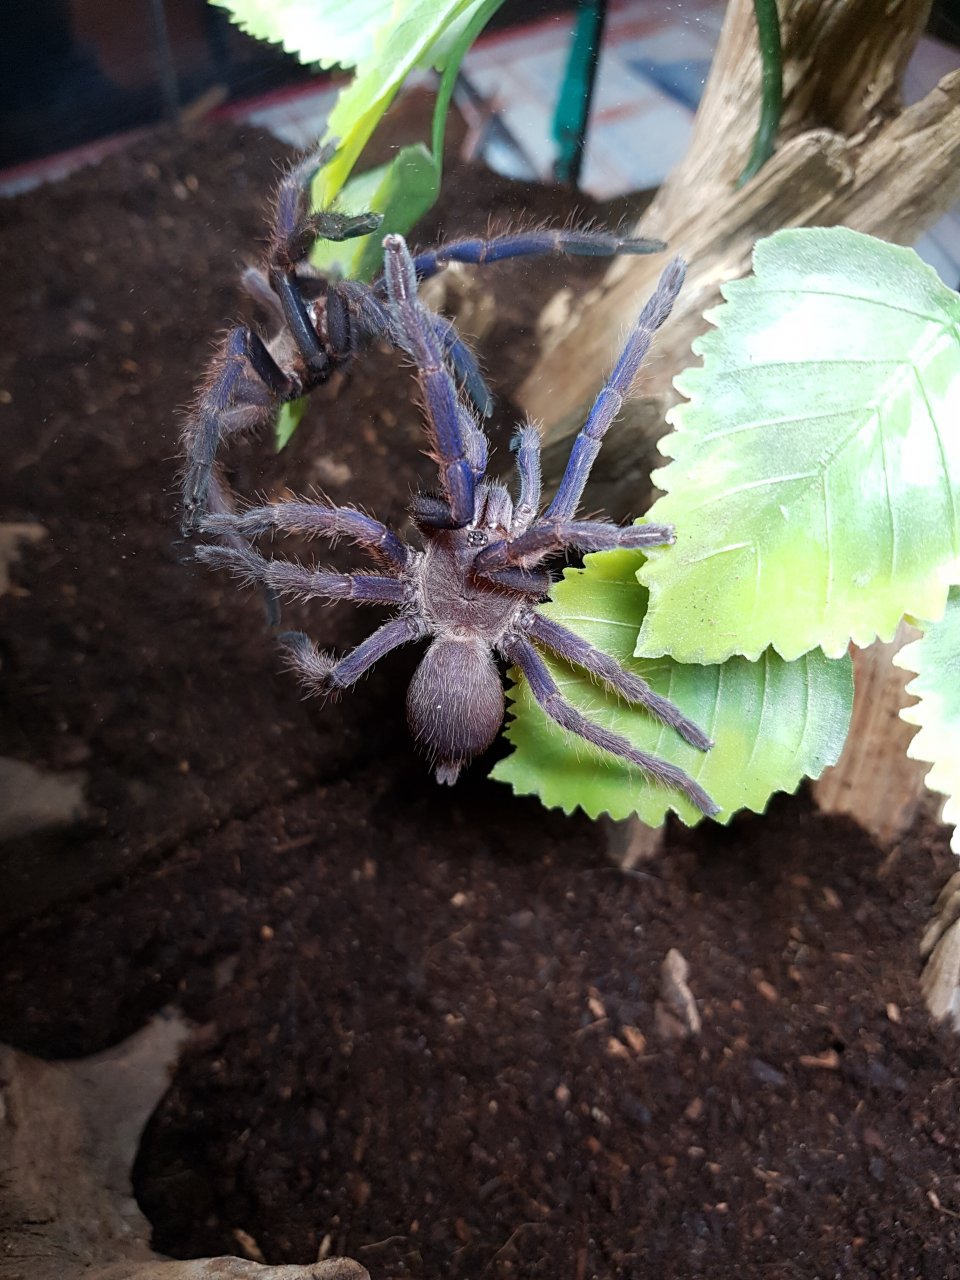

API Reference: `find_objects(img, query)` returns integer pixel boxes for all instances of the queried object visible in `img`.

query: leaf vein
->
[742,286,956,328]
[745,649,770,773]
[912,362,959,554]
[878,404,898,583]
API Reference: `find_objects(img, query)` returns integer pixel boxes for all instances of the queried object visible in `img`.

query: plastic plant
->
[496,226,960,840]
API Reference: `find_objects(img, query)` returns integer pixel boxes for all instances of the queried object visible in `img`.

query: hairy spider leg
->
[368,227,670,416]
[501,635,718,816]
[182,326,295,532]
[183,164,389,535]
[475,517,675,575]
[525,612,712,751]
[269,143,382,268]
[429,313,494,419]
[280,617,428,693]
[396,226,668,285]
[196,543,411,606]
[337,281,494,422]
[510,424,543,533]
[383,234,484,528]
[546,256,686,522]
[200,500,410,572]
[481,566,554,595]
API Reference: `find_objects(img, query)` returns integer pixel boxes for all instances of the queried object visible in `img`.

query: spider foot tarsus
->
[278,629,336,689]
[281,617,427,696]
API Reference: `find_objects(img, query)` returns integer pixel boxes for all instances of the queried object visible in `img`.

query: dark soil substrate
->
[1,109,959,1280]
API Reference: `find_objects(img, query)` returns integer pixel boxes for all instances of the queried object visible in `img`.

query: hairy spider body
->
[180,141,667,535]
[197,236,719,816]
[406,486,532,778]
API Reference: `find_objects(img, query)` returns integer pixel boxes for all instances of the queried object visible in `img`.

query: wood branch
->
[603,815,666,869]
[813,622,932,843]
[520,0,960,500]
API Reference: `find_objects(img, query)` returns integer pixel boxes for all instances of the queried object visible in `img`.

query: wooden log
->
[520,0,959,849]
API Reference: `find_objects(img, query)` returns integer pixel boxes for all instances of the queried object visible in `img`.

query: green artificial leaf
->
[636,227,960,665]
[894,588,960,852]
[313,0,493,206]
[212,0,413,71]
[492,547,853,825]
[276,396,308,451]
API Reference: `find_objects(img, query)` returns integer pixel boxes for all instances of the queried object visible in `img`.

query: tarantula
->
[196,235,718,815]
[179,141,668,534]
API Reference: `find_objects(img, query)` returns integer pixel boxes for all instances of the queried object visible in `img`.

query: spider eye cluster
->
[466,529,488,547]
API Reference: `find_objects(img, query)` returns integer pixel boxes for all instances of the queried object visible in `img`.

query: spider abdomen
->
[406,637,504,785]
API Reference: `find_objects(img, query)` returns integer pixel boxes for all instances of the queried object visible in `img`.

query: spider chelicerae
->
[196,234,718,816]
[179,141,667,535]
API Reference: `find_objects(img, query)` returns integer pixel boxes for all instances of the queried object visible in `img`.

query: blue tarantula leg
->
[337,280,494,421]
[196,544,411,606]
[510,424,543,532]
[383,233,478,527]
[200,501,410,571]
[501,635,718,817]
[429,314,494,419]
[267,144,379,375]
[270,141,339,266]
[405,226,667,282]
[267,268,332,378]
[481,566,553,596]
[525,612,713,751]
[546,256,686,522]
[181,326,295,532]
[279,617,427,693]
[475,518,674,574]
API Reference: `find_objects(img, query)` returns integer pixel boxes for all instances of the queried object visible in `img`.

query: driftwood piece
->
[602,814,666,869]
[520,0,960,513]
[812,623,934,843]
[0,1017,369,1280]
[518,0,960,850]
[920,871,960,1029]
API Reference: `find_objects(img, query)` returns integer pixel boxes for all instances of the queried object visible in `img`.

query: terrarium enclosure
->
[3,0,960,1277]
